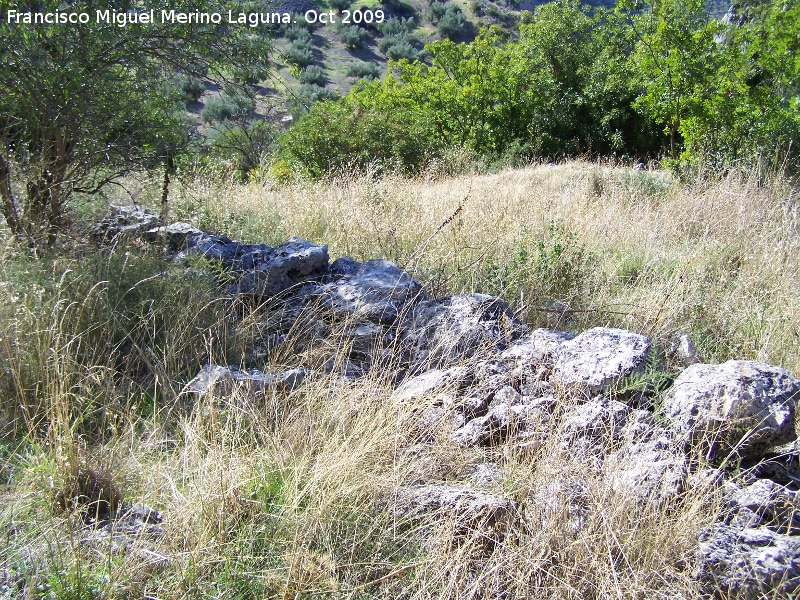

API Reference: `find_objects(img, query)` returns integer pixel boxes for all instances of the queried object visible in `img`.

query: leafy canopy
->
[0,0,269,244]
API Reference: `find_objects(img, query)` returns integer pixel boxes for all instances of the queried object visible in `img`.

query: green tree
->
[0,0,269,245]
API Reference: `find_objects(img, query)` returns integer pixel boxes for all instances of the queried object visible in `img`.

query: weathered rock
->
[393,484,515,527]
[185,234,329,296]
[186,364,306,398]
[316,257,425,324]
[696,524,800,598]
[551,327,652,393]
[560,397,630,444]
[527,477,592,534]
[92,205,160,241]
[661,360,800,461]
[393,366,473,404]
[502,328,575,362]
[668,333,702,368]
[604,435,687,504]
[454,399,553,447]
[80,502,164,552]
[402,293,528,372]
[146,222,202,250]
[723,479,800,533]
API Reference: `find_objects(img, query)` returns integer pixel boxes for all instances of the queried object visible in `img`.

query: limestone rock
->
[560,397,630,444]
[393,366,472,403]
[551,327,652,393]
[695,524,800,597]
[668,333,702,368]
[146,222,201,250]
[186,364,306,398]
[661,360,800,461]
[186,234,329,296]
[316,257,425,325]
[723,479,800,533]
[393,484,515,527]
[402,293,528,372]
[604,435,687,504]
[92,205,160,241]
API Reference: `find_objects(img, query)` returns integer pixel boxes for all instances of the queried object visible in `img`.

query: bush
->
[285,25,312,42]
[347,62,381,79]
[201,87,256,123]
[339,25,367,49]
[284,39,314,68]
[430,1,448,22]
[298,65,326,86]
[278,94,442,177]
[208,120,277,181]
[174,73,205,103]
[329,0,353,9]
[384,39,421,61]
[379,17,415,36]
[437,6,469,40]
[289,84,339,119]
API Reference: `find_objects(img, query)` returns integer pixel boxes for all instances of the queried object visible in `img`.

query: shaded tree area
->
[278,0,799,178]
[0,0,270,245]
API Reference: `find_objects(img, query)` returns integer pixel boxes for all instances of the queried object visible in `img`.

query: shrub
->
[430,0,448,22]
[379,17,415,36]
[347,62,382,80]
[329,0,353,9]
[201,87,256,123]
[384,39,421,61]
[174,73,205,103]
[437,6,469,40]
[284,39,314,68]
[208,120,278,181]
[298,65,326,86]
[289,84,339,119]
[339,25,367,49]
[285,25,312,42]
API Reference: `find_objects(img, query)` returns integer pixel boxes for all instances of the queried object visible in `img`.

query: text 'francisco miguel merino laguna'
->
[6,10,295,27]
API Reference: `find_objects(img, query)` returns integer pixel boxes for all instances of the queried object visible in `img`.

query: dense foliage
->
[278,0,799,177]
[0,0,269,244]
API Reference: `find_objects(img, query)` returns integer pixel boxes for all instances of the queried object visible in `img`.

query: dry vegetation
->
[0,161,797,599]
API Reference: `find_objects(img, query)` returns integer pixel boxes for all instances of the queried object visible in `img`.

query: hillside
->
[2,162,799,598]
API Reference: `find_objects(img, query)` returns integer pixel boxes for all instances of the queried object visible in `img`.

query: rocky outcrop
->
[696,524,800,597]
[551,327,653,393]
[661,360,800,461]
[400,293,528,373]
[91,205,161,241]
[103,218,800,596]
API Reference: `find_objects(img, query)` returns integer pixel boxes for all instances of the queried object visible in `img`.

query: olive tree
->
[0,0,270,245]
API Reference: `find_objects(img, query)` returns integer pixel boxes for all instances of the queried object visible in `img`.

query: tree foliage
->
[278,0,799,178]
[0,0,269,244]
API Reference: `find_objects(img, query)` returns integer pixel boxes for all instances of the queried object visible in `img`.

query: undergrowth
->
[0,160,796,598]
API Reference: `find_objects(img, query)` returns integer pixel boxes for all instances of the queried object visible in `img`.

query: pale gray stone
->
[551,327,652,393]
[661,360,800,461]
[696,524,800,597]
[603,436,686,504]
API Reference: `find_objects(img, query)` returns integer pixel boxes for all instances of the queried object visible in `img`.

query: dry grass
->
[1,160,796,598]
[171,160,800,372]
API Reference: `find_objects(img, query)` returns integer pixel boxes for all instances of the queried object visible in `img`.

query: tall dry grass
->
[1,161,795,598]
[169,161,800,372]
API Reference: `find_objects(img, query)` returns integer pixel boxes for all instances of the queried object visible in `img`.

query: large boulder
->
[185,234,329,296]
[661,360,800,461]
[92,204,160,241]
[696,524,800,598]
[603,435,687,504]
[315,257,425,325]
[551,327,652,393]
[401,294,528,373]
